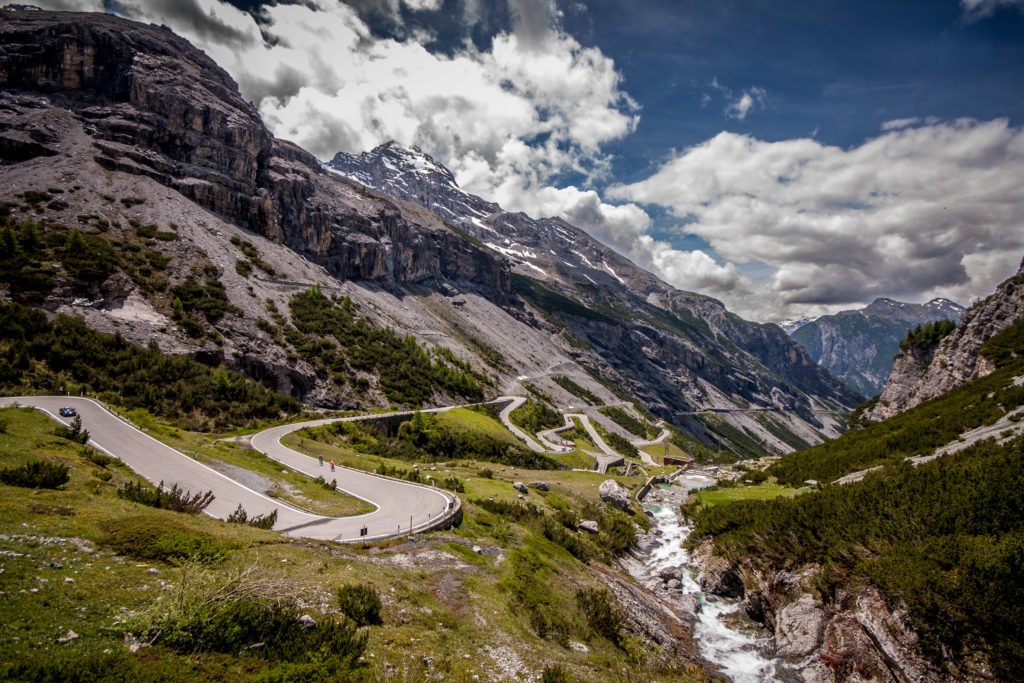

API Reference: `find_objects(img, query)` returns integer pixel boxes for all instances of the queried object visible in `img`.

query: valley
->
[1,6,1022,683]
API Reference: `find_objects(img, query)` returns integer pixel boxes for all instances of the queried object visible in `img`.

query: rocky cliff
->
[865,258,1024,421]
[0,10,512,302]
[790,297,964,398]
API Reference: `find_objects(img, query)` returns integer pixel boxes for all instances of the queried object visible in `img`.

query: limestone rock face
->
[0,9,513,303]
[866,259,1024,421]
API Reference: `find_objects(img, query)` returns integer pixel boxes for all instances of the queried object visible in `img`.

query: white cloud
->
[726,86,766,121]
[880,116,919,131]
[402,0,442,11]
[610,118,1024,320]
[960,0,1024,20]
[706,78,767,121]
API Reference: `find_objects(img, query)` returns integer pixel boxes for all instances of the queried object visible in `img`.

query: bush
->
[0,459,70,489]
[598,510,637,555]
[99,515,228,563]
[336,583,382,626]
[3,646,196,683]
[81,446,116,468]
[576,587,622,645]
[541,665,572,683]
[117,480,214,514]
[157,596,367,666]
[53,414,89,444]
[542,517,590,561]
[226,503,279,530]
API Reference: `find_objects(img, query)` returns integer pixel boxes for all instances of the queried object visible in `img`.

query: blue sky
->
[32,0,1024,320]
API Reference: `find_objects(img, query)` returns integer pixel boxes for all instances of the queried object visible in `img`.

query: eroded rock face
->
[0,9,513,303]
[690,539,745,599]
[866,259,1024,421]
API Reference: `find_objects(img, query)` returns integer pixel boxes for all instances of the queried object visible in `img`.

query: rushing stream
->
[629,477,785,682]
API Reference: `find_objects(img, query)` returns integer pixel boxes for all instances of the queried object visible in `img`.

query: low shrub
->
[0,459,70,489]
[576,587,622,645]
[158,596,367,665]
[226,503,279,530]
[337,583,383,626]
[541,665,572,683]
[81,446,115,468]
[99,515,229,564]
[117,480,214,514]
[53,415,89,444]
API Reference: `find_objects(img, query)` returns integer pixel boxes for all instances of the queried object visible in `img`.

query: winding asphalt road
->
[0,396,458,542]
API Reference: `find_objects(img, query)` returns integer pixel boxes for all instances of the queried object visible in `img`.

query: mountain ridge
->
[864,257,1024,421]
[788,296,965,397]
[0,8,856,456]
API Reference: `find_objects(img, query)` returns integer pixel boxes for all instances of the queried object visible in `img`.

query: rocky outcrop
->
[598,479,632,511]
[866,259,1024,421]
[790,298,965,398]
[692,548,956,682]
[0,9,513,303]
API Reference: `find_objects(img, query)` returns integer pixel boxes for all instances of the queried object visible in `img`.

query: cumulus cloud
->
[610,118,1024,320]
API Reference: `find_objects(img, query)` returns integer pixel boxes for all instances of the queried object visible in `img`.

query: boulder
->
[579,520,599,533]
[658,565,679,582]
[527,481,550,491]
[775,593,825,658]
[513,481,528,494]
[599,479,631,511]
[297,614,317,631]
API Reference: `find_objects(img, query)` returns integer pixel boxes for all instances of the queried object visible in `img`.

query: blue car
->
[59,407,77,418]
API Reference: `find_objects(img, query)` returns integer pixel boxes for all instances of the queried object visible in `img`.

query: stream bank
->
[621,477,790,682]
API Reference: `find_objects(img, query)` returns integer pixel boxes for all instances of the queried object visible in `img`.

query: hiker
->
[319,455,323,466]
[330,460,336,472]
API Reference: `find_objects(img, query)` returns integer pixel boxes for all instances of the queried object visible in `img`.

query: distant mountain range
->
[785,298,965,397]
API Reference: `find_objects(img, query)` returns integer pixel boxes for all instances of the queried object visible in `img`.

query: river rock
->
[658,565,679,582]
[599,479,632,511]
[775,593,826,658]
